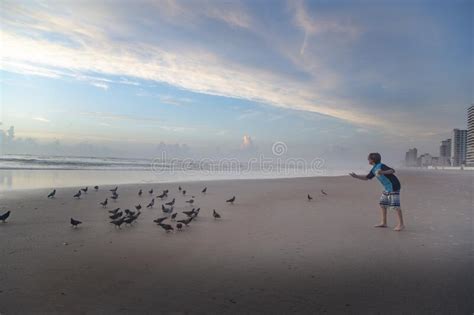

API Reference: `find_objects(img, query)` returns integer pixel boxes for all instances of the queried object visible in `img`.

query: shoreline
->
[2,167,473,192]
[0,168,344,192]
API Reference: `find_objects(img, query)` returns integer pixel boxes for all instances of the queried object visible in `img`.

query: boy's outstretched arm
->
[349,172,368,180]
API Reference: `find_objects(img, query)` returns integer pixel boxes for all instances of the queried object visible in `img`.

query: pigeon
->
[109,211,123,220]
[146,198,155,208]
[321,189,328,196]
[158,223,174,232]
[138,189,142,196]
[165,198,175,206]
[110,186,118,193]
[73,190,82,199]
[135,204,142,211]
[177,216,194,226]
[202,187,207,194]
[307,194,313,201]
[149,188,154,194]
[81,187,88,193]
[153,216,168,224]
[111,194,119,201]
[157,192,167,199]
[178,186,182,191]
[123,215,138,225]
[182,190,186,195]
[0,210,11,223]
[171,213,177,221]
[70,218,82,228]
[94,185,99,191]
[110,217,125,228]
[226,196,235,204]
[108,208,121,214]
[163,189,169,194]
[213,209,221,219]
[182,209,195,217]
[185,199,194,204]
[47,189,56,199]
[124,209,135,217]
[176,223,183,231]
[161,204,173,214]
[100,198,108,208]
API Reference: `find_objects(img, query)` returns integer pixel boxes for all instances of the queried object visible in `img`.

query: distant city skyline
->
[1,0,473,165]
[405,105,473,167]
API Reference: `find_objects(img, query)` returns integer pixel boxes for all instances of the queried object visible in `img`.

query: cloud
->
[206,5,252,29]
[32,116,51,123]
[79,111,161,124]
[2,27,386,130]
[91,82,109,90]
[290,0,360,55]
[236,109,261,120]
[0,2,385,129]
[159,95,192,106]
[150,0,253,29]
[240,135,254,150]
[78,111,195,133]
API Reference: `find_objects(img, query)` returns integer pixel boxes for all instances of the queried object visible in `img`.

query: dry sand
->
[0,171,472,314]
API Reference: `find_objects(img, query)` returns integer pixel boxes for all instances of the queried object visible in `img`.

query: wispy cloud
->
[290,0,360,55]
[79,111,161,124]
[78,111,195,133]
[32,116,51,123]
[91,82,109,90]
[159,95,192,106]
[236,109,262,120]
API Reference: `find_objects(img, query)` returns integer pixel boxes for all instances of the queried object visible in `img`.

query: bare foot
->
[374,223,387,228]
[393,225,405,231]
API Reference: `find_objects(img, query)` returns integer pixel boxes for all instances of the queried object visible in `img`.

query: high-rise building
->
[405,148,418,167]
[451,129,467,166]
[418,153,433,167]
[466,105,474,166]
[439,139,452,166]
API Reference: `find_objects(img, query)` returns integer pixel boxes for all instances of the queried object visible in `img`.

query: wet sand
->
[0,171,472,314]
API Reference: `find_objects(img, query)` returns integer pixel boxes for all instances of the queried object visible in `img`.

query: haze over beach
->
[0,0,473,314]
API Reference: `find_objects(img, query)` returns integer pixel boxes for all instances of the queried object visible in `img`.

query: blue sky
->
[0,0,472,163]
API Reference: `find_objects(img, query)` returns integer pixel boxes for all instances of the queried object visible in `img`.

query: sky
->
[0,0,472,165]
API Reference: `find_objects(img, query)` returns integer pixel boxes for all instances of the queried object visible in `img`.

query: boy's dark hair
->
[368,152,381,164]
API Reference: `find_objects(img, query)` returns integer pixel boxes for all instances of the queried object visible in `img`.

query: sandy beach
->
[0,171,472,314]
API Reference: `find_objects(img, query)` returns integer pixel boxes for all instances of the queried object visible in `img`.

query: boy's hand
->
[349,172,357,178]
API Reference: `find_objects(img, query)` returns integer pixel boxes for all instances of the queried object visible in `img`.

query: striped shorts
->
[379,191,401,210]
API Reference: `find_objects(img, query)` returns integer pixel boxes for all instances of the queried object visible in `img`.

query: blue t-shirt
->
[366,163,401,192]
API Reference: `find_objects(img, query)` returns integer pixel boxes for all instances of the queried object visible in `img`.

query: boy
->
[349,153,405,231]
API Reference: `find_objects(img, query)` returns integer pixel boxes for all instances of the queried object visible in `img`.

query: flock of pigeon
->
[22,184,232,233]
[69,185,232,232]
[0,187,328,229]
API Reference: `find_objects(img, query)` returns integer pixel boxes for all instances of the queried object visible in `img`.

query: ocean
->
[0,154,350,190]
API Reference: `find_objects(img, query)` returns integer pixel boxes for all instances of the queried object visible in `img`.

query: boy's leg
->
[375,193,388,227]
[374,205,388,227]
[390,192,405,231]
[393,208,405,231]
